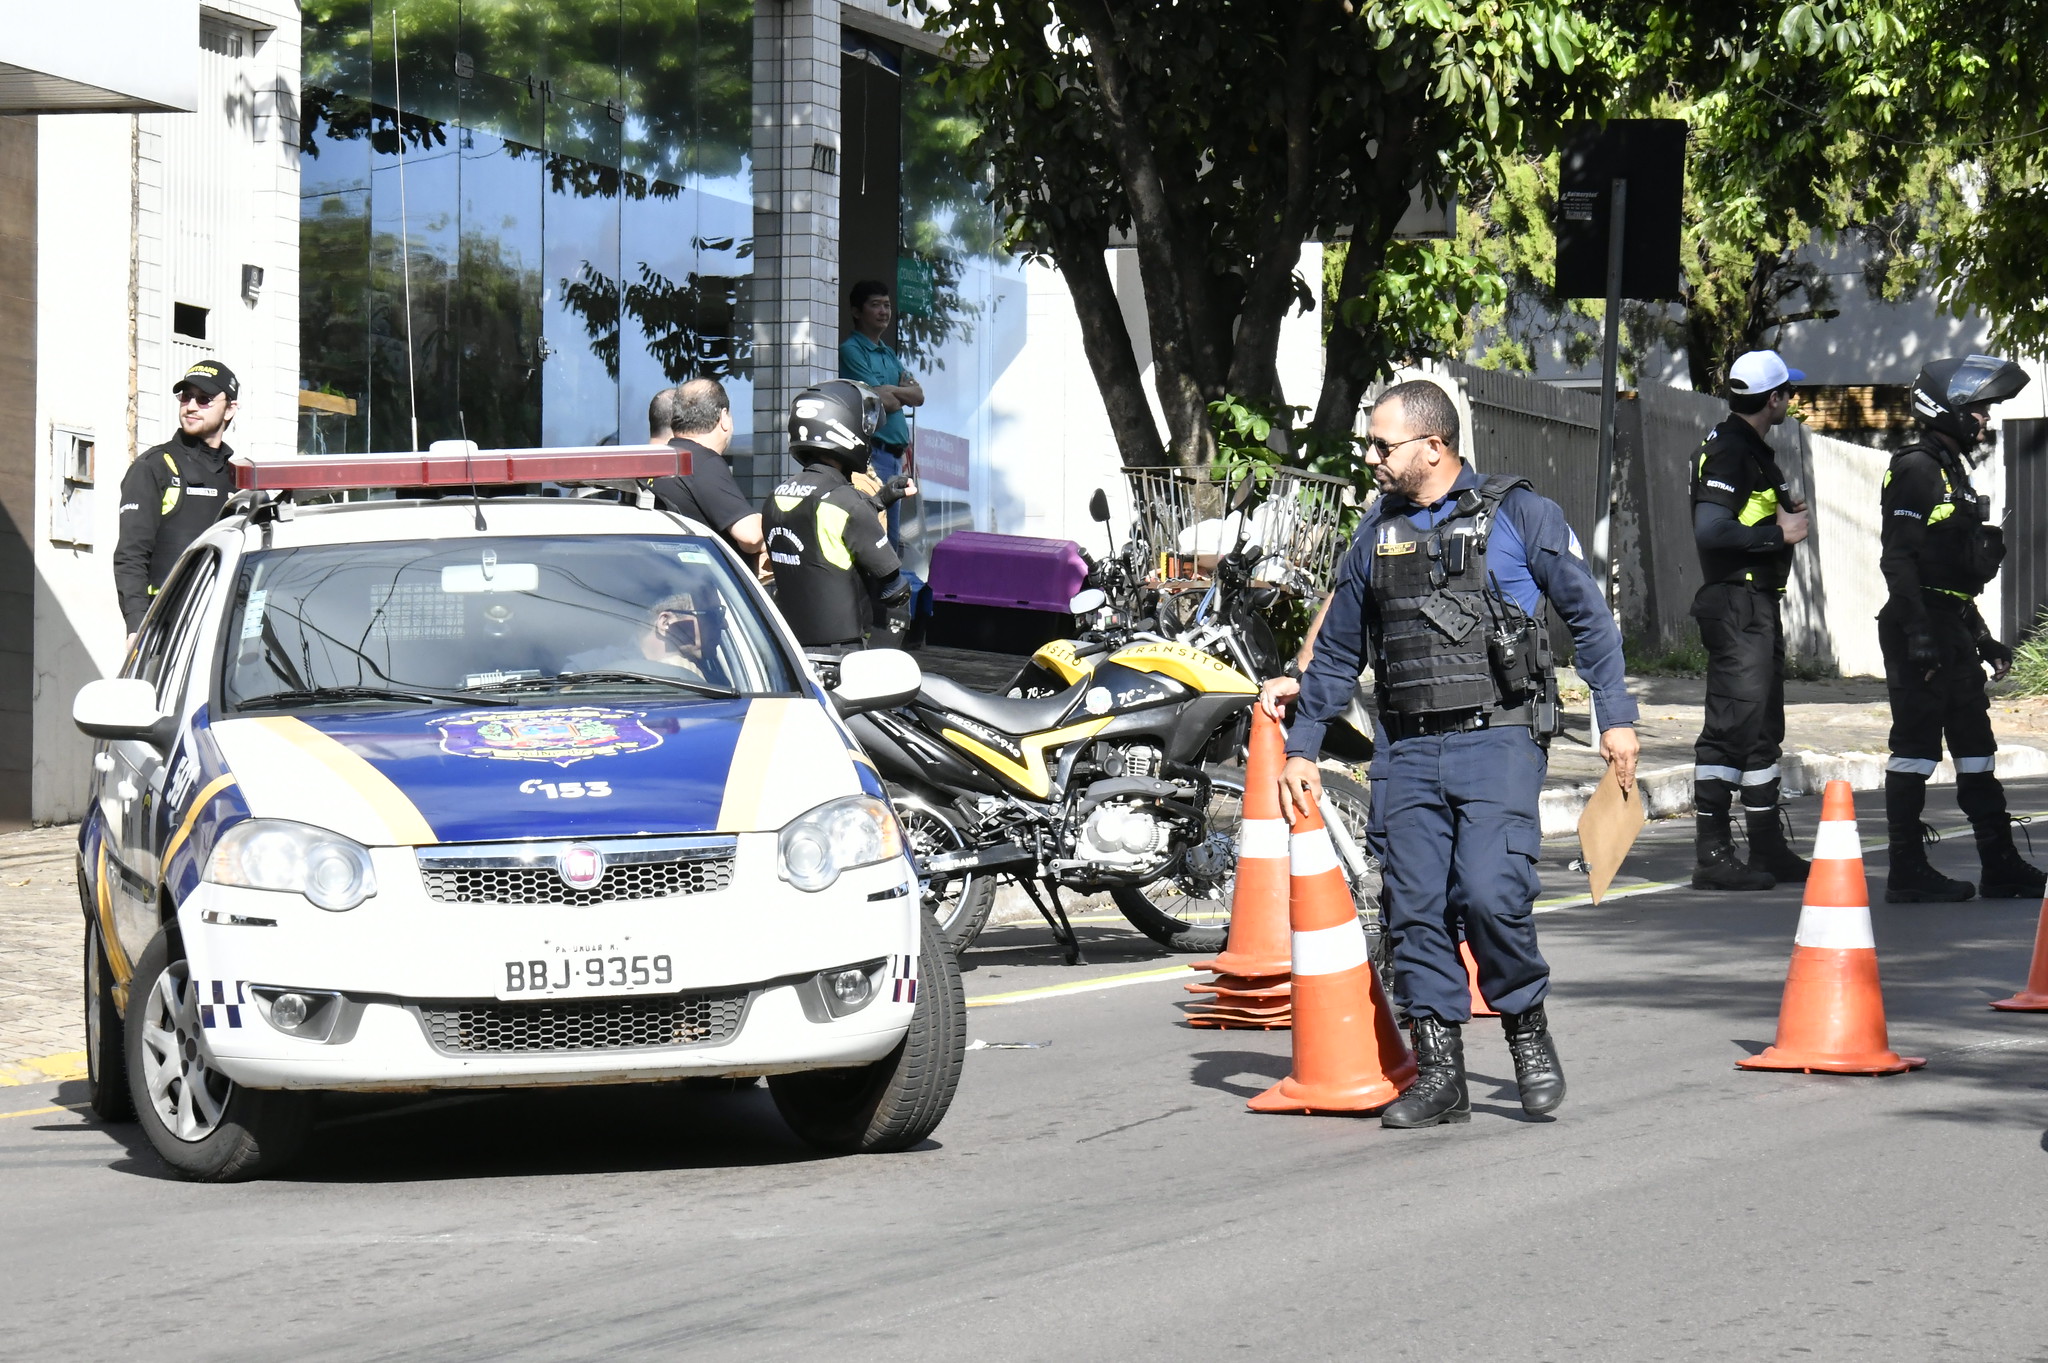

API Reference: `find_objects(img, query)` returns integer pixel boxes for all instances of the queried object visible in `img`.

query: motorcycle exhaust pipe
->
[920,842,1034,876]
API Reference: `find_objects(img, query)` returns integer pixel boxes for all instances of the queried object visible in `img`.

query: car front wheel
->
[124,929,315,1182]
[768,909,966,1154]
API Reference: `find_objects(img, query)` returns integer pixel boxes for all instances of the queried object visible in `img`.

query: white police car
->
[73,444,963,1181]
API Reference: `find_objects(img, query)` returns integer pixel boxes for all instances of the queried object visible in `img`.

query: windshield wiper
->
[236,684,514,711]
[470,670,736,698]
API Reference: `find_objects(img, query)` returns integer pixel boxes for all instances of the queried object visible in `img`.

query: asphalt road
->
[5,780,2047,1362]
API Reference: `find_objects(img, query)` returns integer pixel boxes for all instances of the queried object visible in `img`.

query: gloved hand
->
[874,475,914,508]
[1979,635,2014,681]
[1907,629,1943,675]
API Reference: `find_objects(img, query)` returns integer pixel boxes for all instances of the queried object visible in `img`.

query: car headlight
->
[205,820,378,911]
[778,795,903,893]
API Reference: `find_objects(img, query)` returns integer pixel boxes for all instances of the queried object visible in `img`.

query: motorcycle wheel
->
[893,790,998,951]
[1112,767,1379,955]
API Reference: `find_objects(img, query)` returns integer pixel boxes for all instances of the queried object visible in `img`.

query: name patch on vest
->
[1374,540,1417,556]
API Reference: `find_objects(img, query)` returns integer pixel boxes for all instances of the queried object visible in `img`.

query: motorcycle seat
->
[914,673,1084,735]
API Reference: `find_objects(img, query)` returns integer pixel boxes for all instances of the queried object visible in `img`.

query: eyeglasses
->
[1365,434,1433,460]
[176,390,222,408]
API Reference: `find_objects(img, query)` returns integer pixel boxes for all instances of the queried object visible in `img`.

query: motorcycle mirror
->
[1069,588,1107,615]
[1088,488,1111,523]
[1229,469,1258,511]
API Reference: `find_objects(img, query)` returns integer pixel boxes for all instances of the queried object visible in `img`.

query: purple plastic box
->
[927,531,1089,614]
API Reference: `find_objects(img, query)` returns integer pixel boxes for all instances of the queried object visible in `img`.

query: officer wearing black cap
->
[762,380,915,650]
[1688,349,1812,891]
[113,361,240,643]
[1878,354,2044,903]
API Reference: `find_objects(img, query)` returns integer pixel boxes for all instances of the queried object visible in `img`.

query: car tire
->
[124,929,316,1182]
[768,909,966,1154]
[84,919,134,1123]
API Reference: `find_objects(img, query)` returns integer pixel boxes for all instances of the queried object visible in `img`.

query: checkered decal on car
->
[200,978,246,1029]
[889,953,917,1004]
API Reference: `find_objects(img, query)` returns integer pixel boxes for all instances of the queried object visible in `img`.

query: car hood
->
[207,695,874,847]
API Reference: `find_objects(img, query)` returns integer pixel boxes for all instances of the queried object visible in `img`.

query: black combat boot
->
[1694,812,1775,891]
[1975,820,2047,899]
[1501,1005,1566,1116]
[1745,806,1810,883]
[1381,1017,1470,1129]
[1885,826,1975,903]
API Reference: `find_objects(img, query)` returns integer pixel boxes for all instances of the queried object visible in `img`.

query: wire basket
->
[1120,464,1350,595]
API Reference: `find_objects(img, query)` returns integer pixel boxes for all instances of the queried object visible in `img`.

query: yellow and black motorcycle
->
[845,637,1374,960]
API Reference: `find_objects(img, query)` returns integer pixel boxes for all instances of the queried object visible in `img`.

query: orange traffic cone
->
[1989,898,2048,1011]
[1187,706,1294,1029]
[1461,940,1498,1018]
[1248,795,1416,1113]
[1738,781,1925,1075]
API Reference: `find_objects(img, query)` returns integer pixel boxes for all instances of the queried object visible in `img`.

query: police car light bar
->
[231,442,692,492]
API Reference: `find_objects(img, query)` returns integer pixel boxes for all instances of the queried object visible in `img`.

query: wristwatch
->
[1281,659,1302,680]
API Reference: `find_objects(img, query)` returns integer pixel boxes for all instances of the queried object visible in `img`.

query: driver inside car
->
[565,590,723,684]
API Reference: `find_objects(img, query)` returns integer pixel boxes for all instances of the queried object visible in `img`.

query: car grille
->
[416,991,750,1054]
[419,856,734,907]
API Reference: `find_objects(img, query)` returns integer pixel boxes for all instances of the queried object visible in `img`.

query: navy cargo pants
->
[1370,724,1550,1022]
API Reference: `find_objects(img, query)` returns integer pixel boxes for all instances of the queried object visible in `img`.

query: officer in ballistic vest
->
[1687,349,1813,891]
[1876,354,2045,903]
[113,361,240,642]
[1272,380,1640,1130]
[762,380,915,650]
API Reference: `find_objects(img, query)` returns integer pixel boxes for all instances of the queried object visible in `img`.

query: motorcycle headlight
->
[778,795,903,893]
[205,820,378,911]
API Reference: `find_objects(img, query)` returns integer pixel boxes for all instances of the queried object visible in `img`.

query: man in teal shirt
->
[838,279,924,545]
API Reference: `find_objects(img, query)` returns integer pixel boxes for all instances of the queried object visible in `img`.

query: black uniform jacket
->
[113,435,236,630]
[761,459,904,646]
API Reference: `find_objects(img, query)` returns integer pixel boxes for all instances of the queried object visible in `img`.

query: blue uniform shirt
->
[1286,464,1639,760]
[838,332,913,449]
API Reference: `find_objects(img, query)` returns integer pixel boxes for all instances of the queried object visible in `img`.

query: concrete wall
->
[27,0,300,823]
[0,117,36,829]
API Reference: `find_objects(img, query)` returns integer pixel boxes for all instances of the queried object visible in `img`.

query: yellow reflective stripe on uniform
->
[1929,586,1973,599]
[159,449,182,515]
[772,495,804,512]
[817,500,853,570]
[1927,467,1957,523]
[1738,487,1778,527]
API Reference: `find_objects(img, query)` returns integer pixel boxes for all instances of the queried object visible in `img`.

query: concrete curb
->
[1537,744,2048,837]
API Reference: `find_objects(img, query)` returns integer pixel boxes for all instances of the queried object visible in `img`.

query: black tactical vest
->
[1366,475,1553,718]
[1884,440,2005,598]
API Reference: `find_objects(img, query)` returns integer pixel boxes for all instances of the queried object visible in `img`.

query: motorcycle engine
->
[1073,744,1178,875]
[1077,799,1172,873]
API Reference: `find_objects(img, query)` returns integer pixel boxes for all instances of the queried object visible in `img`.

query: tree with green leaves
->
[921,0,1601,468]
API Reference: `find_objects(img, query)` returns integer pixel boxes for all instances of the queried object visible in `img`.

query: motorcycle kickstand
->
[1017,876,1086,966]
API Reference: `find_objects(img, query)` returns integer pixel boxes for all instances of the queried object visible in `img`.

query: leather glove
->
[873,475,913,508]
[1907,629,1943,672]
[1979,636,2013,669]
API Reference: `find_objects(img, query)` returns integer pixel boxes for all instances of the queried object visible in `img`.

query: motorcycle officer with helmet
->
[762,380,916,651]
[1878,354,2046,903]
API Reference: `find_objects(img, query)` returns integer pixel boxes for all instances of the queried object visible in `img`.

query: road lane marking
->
[0,1105,77,1122]
[967,965,1190,1007]
[1535,880,1683,913]
[0,1052,88,1087]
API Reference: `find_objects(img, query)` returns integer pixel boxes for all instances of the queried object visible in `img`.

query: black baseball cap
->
[173,360,239,402]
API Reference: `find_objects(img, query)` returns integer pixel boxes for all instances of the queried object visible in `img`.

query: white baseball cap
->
[1727,350,1805,395]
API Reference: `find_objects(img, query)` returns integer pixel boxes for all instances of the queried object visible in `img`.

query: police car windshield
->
[221,535,799,712]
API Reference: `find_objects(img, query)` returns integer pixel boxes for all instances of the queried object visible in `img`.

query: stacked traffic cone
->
[1989,898,2048,1011]
[1738,781,1925,1075]
[1186,706,1294,1029]
[1247,794,1417,1113]
[1461,940,1498,1018]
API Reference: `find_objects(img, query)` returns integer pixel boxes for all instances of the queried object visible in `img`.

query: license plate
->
[498,951,675,1000]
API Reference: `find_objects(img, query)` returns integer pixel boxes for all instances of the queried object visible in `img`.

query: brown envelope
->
[1576,766,1645,904]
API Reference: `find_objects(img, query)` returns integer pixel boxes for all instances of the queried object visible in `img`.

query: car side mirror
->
[74,678,172,747]
[1068,588,1107,615]
[828,649,922,717]
[1088,488,1111,523]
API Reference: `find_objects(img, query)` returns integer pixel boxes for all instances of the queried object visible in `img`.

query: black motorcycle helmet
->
[789,379,883,468]
[1910,354,2031,450]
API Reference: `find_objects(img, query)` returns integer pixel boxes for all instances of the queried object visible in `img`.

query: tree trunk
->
[1050,223,1166,467]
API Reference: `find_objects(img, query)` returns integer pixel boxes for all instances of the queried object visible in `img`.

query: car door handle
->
[116,779,138,802]
[94,752,115,773]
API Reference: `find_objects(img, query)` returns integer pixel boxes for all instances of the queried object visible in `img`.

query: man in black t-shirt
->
[647,378,763,564]
[1688,349,1812,891]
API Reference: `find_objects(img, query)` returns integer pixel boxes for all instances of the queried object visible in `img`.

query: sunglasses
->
[176,390,223,407]
[1366,433,1434,460]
